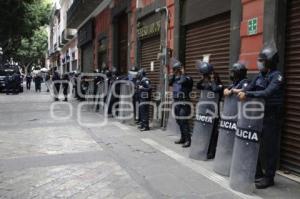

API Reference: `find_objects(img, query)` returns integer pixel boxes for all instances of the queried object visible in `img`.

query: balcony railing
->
[67,0,104,29]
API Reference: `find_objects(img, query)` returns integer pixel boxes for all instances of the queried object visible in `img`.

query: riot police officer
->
[169,59,193,148]
[224,62,249,96]
[107,67,120,117]
[196,61,223,158]
[137,68,151,131]
[237,46,284,189]
[128,66,139,123]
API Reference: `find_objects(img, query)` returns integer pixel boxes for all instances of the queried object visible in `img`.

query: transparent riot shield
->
[189,90,220,161]
[118,81,135,124]
[93,81,106,114]
[165,102,181,135]
[86,81,95,112]
[213,95,238,176]
[229,98,265,194]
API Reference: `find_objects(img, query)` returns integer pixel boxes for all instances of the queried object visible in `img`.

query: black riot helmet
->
[230,62,247,81]
[137,68,146,80]
[128,65,139,80]
[196,60,214,75]
[104,68,112,78]
[111,67,119,76]
[130,65,138,72]
[257,46,279,71]
[170,58,183,70]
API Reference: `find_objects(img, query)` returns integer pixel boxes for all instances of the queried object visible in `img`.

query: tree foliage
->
[0,0,51,60]
[16,27,48,71]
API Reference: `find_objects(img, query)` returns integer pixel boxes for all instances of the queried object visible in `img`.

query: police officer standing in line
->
[237,46,284,189]
[137,68,152,131]
[107,67,121,117]
[128,66,139,123]
[169,58,193,148]
[196,61,223,158]
[224,62,249,96]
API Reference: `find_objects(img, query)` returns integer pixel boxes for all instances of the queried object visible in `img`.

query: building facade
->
[47,0,78,74]
[50,0,300,176]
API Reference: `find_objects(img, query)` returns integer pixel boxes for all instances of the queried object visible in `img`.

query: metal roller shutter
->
[140,36,162,122]
[185,12,231,88]
[281,0,300,175]
[184,12,231,126]
[81,42,93,72]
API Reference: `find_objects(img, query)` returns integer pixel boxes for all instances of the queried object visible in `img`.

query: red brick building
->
[66,0,300,176]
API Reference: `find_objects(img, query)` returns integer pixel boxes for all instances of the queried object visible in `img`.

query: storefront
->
[112,0,130,75]
[182,0,232,88]
[281,0,300,175]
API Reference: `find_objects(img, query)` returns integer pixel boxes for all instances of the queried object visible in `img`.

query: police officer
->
[137,68,151,131]
[196,61,223,158]
[107,67,120,117]
[224,62,249,96]
[169,59,193,148]
[34,73,43,92]
[237,46,284,189]
[128,66,139,123]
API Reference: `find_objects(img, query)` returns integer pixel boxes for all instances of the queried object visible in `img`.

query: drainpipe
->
[155,7,169,128]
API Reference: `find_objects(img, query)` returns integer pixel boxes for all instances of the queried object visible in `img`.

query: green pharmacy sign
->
[248,17,258,35]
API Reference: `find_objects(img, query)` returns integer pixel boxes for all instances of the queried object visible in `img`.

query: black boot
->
[255,177,274,189]
[140,127,150,131]
[175,137,185,144]
[182,135,191,148]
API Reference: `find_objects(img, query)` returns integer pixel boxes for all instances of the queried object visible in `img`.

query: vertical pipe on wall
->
[229,0,242,67]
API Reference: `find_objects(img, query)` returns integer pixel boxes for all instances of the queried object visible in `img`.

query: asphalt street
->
[0,84,299,199]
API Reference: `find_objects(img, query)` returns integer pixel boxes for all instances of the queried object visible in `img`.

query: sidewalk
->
[87,115,300,199]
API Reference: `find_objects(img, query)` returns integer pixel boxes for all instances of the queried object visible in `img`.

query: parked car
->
[0,65,23,93]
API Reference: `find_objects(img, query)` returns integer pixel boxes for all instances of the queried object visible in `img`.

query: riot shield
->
[86,81,95,112]
[189,90,220,161]
[93,81,106,114]
[118,81,135,124]
[213,95,238,176]
[165,102,181,135]
[229,98,265,194]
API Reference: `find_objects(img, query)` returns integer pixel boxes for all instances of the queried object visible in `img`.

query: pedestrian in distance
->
[26,73,32,90]
[62,73,70,102]
[34,73,43,92]
[45,72,50,92]
[52,67,61,101]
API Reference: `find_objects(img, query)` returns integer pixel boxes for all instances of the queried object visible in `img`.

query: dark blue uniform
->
[169,74,193,141]
[244,69,284,179]
[138,77,151,130]
[228,79,249,90]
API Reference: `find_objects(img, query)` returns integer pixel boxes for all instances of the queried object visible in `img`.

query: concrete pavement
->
[0,84,299,199]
